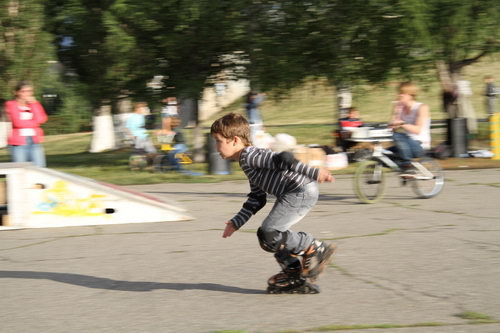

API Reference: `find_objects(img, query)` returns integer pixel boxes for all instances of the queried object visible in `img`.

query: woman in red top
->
[5,81,48,167]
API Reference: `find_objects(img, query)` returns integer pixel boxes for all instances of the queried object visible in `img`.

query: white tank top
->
[398,102,431,149]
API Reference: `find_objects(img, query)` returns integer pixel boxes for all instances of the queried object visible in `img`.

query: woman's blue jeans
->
[392,132,424,168]
[9,137,46,167]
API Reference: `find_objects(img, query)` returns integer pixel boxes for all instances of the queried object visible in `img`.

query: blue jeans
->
[169,143,188,170]
[258,181,319,268]
[10,137,46,167]
[246,108,262,125]
[392,132,424,168]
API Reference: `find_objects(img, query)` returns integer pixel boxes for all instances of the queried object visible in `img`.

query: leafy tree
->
[38,0,500,132]
[45,0,158,110]
[0,0,56,100]
[397,0,500,115]
[240,0,500,120]
[235,1,403,91]
[110,0,246,100]
[110,0,248,159]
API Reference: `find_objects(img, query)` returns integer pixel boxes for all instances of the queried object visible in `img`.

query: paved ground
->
[1,168,499,333]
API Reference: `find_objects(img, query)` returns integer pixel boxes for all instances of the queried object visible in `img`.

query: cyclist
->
[388,82,431,176]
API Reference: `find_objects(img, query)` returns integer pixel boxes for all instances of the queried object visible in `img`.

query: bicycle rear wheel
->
[354,160,386,204]
[410,157,444,198]
[129,154,147,171]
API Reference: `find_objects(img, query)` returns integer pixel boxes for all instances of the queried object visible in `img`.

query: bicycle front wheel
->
[411,157,444,199]
[354,160,386,204]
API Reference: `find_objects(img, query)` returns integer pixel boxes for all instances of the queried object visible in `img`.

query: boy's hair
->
[398,82,418,97]
[210,113,252,146]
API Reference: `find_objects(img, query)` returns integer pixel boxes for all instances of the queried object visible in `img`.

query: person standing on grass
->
[245,91,265,141]
[484,76,497,116]
[5,81,48,167]
[160,97,179,133]
[126,102,157,164]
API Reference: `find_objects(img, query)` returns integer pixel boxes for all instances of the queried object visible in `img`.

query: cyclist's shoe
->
[399,165,417,179]
[301,240,336,281]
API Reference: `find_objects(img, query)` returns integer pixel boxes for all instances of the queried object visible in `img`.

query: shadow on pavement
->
[147,191,248,198]
[150,191,355,202]
[0,271,264,294]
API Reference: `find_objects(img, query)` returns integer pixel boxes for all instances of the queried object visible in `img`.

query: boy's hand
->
[222,221,237,238]
[317,168,334,183]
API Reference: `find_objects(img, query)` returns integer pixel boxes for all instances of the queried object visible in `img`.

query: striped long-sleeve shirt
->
[230,146,320,229]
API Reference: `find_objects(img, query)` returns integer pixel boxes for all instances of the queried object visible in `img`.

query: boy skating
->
[210,113,336,294]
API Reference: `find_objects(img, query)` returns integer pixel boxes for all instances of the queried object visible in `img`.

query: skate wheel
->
[304,283,321,294]
[266,286,281,294]
[266,283,320,294]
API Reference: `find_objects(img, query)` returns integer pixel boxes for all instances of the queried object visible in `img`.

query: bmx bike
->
[353,137,445,204]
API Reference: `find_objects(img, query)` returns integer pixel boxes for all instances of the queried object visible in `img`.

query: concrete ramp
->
[0,163,192,229]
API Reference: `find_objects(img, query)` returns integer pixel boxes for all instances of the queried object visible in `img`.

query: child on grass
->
[210,113,336,292]
[126,102,157,155]
[126,102,157,168]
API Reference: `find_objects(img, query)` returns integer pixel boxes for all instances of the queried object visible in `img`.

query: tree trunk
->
[436,61,459,119]
[436,61,472,153]
[336,85,352,120]
[89,103,116,153]
[191,98,205,163]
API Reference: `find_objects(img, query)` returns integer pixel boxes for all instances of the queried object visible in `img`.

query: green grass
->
[203,55,500,127]
[0,117,495,186]
[276,316,500,332]
[0,116,495,186]
[1,56,499,185]
[455,311,496,323]
[273,311,499,332]
[307,322,448,331]
[0,132,247,185]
